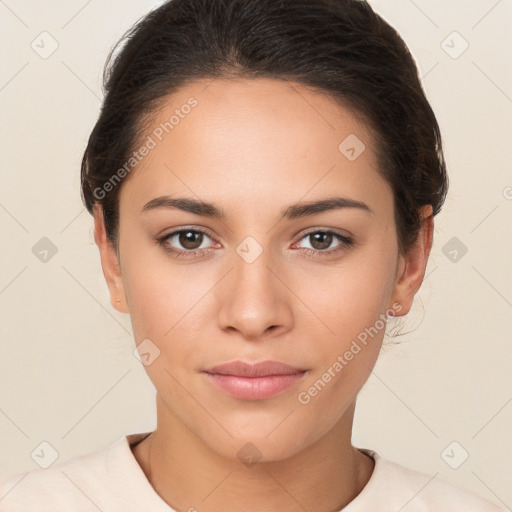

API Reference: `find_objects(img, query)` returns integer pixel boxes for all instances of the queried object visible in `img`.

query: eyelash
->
[156,227,354,260]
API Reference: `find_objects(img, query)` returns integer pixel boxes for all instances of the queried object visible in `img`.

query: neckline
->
[122,432,381,511]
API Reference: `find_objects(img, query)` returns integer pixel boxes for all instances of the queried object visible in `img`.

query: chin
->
[198,423,312,465]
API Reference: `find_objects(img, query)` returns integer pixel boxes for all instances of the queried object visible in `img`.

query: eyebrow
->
[141,195,373,219]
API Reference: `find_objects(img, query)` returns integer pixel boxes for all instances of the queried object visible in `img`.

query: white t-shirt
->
[0,432,504,511]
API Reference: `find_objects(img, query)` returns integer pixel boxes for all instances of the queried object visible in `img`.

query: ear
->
[93,204,129,314]
[389,205,434,316]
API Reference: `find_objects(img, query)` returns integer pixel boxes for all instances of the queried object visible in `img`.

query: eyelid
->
[296,226,353,239]
[159,226,220,247]
[157,224,217,239]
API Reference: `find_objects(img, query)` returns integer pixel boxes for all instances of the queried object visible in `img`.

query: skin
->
[93,77,433,512]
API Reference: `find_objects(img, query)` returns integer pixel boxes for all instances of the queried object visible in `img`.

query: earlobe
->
[389,205,434,316]
[93,205,129,314]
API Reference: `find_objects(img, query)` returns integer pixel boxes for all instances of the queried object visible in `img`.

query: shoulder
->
[0,433,162,512]
[350,448,505,512]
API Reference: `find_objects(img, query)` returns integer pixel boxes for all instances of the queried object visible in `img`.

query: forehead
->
[119,77,392,219]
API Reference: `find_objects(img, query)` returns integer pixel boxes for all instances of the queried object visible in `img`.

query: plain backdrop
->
[0,0,511,509]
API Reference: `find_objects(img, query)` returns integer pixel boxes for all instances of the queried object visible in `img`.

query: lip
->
[203,360,308,400]
[205,360,306,377]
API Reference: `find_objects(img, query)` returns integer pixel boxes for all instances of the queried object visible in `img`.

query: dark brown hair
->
[80,0,448,258]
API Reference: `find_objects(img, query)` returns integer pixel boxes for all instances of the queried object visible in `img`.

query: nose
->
[216,245,293,341]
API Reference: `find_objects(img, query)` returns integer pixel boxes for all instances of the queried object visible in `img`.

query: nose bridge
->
[217,236,291,338]
[235,239,275,292]
[232,237,280,309]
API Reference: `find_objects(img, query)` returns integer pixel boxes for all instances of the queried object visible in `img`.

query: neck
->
[132,397,374,512]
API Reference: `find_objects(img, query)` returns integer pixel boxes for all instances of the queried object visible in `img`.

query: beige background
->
[0,0,511,508]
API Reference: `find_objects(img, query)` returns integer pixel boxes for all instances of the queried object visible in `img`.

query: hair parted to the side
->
[81,0,448,266]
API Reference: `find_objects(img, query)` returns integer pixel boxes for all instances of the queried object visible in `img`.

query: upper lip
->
[204,360,307,377]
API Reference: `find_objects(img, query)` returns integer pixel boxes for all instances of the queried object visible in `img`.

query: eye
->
[294,229,354,258]
[157,227,218,258]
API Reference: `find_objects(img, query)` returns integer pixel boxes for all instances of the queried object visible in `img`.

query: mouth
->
[202,360,309,400]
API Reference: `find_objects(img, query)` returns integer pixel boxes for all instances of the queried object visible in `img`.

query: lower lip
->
[204,372,307,400]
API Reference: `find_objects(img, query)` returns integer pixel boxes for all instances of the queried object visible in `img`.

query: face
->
[94,77,432,462]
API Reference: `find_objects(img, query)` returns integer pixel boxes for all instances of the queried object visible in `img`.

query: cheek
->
[122,253,223,388]
[121,241,206,336]
[294,338,380,448]
[292,262,394,433]
[294,253,396,342]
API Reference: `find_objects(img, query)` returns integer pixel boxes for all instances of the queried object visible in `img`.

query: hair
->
[80,0,448,261]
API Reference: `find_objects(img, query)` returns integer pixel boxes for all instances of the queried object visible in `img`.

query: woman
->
[0,0,504,510]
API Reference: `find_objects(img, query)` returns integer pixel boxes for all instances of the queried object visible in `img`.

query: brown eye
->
[308,232,333,251]
[295,229,354,258]
[157,227,217,258]
[178,230,204,250]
